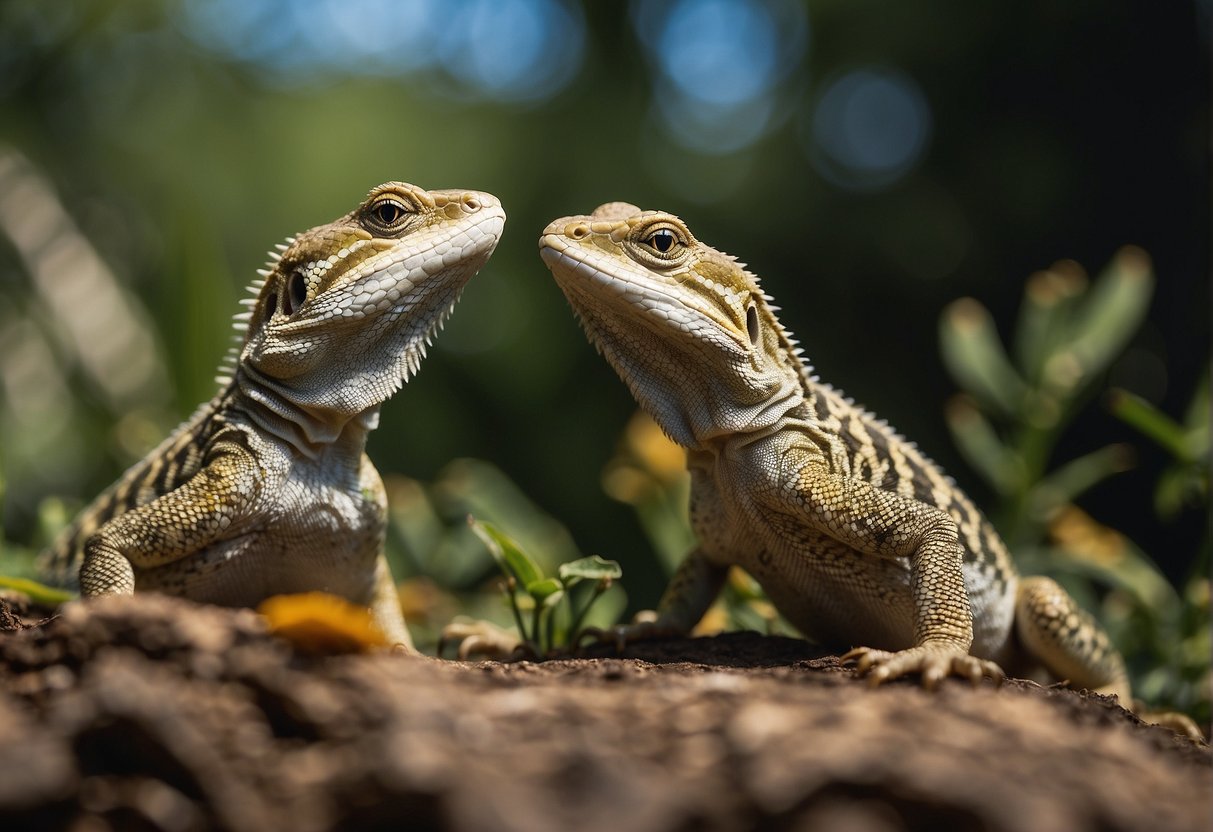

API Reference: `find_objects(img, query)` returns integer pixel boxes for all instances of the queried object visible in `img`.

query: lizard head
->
[540,203,803,449]
[236,182,505,420]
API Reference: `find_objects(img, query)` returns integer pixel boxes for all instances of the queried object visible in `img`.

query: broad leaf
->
[558,555,623,586]
[468,517,543,587]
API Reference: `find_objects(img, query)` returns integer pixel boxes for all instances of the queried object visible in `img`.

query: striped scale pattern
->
[36,182,506,655]
[540,202,1133,702]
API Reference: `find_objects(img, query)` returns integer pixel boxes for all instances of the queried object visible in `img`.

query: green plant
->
[469,517,622,655]
[939,248,1152,547]
[1106,376,1210,720]
[379,458,611,652]
[939,248,1209,721]
[1108,374,1209,522]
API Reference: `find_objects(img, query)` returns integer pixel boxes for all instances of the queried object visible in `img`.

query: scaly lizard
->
[539,202,1195,731]
[37,182,505,650]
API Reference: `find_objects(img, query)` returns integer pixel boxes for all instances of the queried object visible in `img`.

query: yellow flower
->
[258,592,387,654]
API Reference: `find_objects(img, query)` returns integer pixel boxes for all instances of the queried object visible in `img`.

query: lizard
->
[537,201,1194,728]
[35,182,506,651]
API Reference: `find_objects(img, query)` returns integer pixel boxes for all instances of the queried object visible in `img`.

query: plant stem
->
[568,582,606,642]
[504,583,529,646]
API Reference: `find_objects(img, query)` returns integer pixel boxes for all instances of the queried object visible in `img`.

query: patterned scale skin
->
[37,182,506,649]
[539,202,1133,697]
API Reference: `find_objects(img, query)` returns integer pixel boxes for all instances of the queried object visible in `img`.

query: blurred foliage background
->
[0,1,1207,711]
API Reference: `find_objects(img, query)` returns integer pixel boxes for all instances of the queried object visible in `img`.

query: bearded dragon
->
[37,182,505,649]
[539,202,1152,705]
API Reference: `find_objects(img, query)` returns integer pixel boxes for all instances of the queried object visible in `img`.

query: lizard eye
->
[746,303,760,346]
[283,271,308,316]
[645,228,678,254]
[366,198,411,230]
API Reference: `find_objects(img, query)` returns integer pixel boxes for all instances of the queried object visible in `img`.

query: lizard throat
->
[234,364,377,458]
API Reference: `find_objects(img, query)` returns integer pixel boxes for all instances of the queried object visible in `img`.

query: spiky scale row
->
[538,201,1144,711]
[37,183,507,653]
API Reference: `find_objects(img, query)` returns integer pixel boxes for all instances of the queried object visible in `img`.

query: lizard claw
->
[438,618,525,661]
[842,644,1004,690]
[576,611,684,653]
[1131,705,1205,740]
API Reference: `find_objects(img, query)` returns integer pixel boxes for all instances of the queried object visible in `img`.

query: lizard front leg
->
[368,552,416,653]
[586,547,729,650]
[79,440,260,596]
[776,461,1003,688]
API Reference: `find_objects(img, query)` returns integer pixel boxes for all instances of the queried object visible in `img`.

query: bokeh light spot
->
[632,0,807,154]
[312,0,442,75]
[805,67,932,191]
[176,0,584,103]
[439,0,585,103]
[658,0,778,107]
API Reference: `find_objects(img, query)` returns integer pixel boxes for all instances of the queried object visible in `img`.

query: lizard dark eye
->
[264,291,278,322]
[371,199,407,227]
[746,304,760,346]
[283,271,307,316]
[646,229,677,254]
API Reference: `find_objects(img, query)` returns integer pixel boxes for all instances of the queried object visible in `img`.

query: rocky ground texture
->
[1,593,1209,832]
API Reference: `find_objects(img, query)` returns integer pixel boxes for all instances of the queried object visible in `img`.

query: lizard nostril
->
[462,194,481,212]
[569,223,590,240]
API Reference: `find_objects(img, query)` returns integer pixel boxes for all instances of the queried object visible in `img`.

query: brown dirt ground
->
[1,593,1209,832]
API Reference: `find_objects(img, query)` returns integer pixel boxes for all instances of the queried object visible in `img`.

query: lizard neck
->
[679,368,807,452]
[233,365,377,459]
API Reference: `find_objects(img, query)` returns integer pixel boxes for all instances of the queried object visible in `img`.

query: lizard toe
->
[577,618,684,654]
[845,644,1005,689]
[439,618,522,661]
[841,646,889,675]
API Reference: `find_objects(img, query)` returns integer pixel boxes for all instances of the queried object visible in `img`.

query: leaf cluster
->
[469,517,622,656]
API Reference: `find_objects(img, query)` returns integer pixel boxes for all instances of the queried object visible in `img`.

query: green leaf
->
[525,576,563,603]
[468,516,544,587]
[1153,465,1208,521]
[1107,389,1190,460]
[558,555,623,586]
[1058,246,1153,393]
[0,575,75,605]
[1028,444,1133,520]
[1181,372,1210,457]
[943,396,1024,494]
[1013,262,1088,385]
[939,298,1028,418]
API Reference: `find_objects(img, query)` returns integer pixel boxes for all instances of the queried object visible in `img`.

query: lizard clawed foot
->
[576,610,685,653]
[438,618,529,661]
[842,644,1005,690]
[1132,704,1205,741]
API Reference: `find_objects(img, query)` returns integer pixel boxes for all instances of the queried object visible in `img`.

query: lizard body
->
[37,182,505,649]
[539,202,1130,696]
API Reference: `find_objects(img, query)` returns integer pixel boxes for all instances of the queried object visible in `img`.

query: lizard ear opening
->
[284,271,307,316]
[264,291,279,323]
[746,304,760,346]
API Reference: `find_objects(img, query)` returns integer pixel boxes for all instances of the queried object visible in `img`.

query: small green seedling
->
[468,516,621,655]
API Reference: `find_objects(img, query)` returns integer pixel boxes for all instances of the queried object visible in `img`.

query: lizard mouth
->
[274,207,505,336]
[540,238,749,353]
